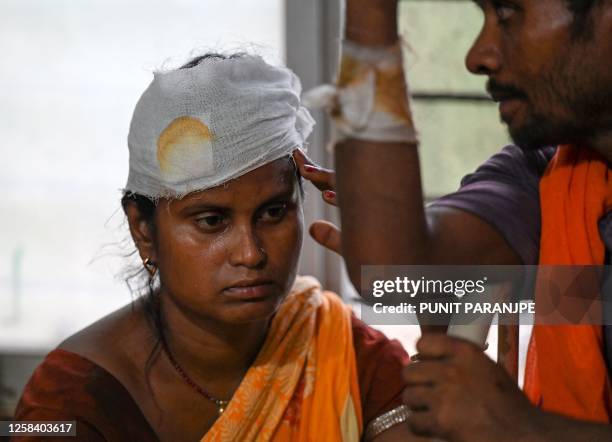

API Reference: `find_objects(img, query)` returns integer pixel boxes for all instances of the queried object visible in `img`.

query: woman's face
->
[150,157,303,324]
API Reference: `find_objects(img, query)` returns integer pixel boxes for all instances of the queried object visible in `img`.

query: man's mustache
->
[486,80,527,100]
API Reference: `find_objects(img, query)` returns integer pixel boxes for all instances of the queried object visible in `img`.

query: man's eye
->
[260,204,287,222]
[196,213,226,228]
[493,2,516,21]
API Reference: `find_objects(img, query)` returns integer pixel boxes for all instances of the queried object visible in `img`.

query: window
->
[400,0,510,198]
[0,0,284,352]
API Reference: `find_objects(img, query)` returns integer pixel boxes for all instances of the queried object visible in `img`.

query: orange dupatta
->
[202,276,363,442]
[524,145,612,422]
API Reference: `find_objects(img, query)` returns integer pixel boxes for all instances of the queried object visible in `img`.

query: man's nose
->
[228,224,267,269]
[465,26,502,76]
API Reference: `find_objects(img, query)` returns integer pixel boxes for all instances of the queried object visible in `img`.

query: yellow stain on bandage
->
[375,65,414,126]
[337,53,414,127]
[337,55,369,89]
[157,116,215,181]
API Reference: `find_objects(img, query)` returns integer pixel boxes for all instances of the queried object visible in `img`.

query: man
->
[302,0,612,440]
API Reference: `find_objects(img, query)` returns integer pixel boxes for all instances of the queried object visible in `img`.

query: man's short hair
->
[566,0,597,15]
[566,0,599,38]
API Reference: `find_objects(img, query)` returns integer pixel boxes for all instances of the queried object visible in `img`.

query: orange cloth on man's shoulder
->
[524,145,612,422]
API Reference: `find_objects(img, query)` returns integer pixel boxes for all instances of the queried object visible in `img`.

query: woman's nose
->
[228,225,267,269]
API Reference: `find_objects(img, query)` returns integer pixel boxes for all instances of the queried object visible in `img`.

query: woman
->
[12,53,418,441]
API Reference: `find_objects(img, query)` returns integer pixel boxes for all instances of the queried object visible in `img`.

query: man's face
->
[466,0,612,150]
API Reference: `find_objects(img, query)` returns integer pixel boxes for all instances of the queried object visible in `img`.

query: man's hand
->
[402,334,544,442]
[293,150,342,254]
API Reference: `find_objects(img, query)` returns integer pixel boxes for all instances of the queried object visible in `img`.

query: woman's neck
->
[158,292,269,388]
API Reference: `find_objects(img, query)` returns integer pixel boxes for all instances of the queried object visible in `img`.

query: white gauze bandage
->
[125,55,315,198]
[303,40,417,144]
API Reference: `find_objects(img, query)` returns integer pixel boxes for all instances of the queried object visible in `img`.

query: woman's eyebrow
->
[178,203,231,216]
[176,187,297,216]
[258,187,297,207]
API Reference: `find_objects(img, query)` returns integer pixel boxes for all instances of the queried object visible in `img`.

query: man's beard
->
[506,84,611,152]
[493,46,612,151]
[506,110,594,151]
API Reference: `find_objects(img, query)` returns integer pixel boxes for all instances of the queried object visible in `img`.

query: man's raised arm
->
[335,0,521,295]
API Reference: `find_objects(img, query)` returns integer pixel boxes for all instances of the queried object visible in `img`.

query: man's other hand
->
[402,334,543,442]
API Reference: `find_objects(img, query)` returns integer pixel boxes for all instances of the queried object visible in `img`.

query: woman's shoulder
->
[351,315,410,363]
[13,348,157,441]
[15,349,126,412]
[13,300,159,440]
[58,299,153,367]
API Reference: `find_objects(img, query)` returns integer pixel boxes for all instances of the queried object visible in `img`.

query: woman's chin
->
[220,297,285,324]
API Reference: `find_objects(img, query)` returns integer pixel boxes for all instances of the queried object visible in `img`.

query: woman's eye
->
[196,213,226,229]
[260,204,287,222]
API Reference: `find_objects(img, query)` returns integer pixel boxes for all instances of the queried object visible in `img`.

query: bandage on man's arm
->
[335,0,522,301]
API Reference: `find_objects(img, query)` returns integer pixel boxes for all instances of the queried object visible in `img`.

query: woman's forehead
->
[168,158,297,209]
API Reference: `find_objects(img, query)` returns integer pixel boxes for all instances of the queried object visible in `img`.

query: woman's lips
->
[223,282,278,300]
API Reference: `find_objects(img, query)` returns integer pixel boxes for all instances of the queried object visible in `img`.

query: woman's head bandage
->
[125,55,315,198]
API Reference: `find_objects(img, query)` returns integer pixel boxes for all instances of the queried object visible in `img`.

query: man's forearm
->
[335,142,428,283]
[336,0,430,290]
[345,0,398,45]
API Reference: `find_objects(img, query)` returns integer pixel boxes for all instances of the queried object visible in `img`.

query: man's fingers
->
[402,385,435,412]
[293,148,313,168]
[293,148,319,174]
[322,190,337,206]
[401,384,443,439]
[406,410,442,439]
[402,360,444,386]
[292,150,336,191]
[309,220,342,254]
[304,165,336,192]
[415,333,481,360]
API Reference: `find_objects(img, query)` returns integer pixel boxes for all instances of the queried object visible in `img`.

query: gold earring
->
[143,257,157,276]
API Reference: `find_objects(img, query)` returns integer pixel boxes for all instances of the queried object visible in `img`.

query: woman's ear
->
[124,201,157,264]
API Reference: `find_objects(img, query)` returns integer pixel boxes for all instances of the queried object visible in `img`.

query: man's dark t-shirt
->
[430,144,612,369]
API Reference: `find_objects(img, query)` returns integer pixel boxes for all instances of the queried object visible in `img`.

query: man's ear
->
[124,201,157,263]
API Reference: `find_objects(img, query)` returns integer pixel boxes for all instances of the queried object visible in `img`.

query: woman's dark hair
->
[121,192,164,395]
[179,52,246,68]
